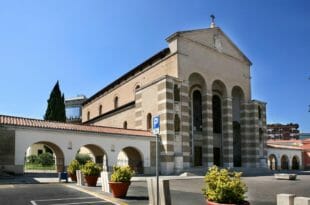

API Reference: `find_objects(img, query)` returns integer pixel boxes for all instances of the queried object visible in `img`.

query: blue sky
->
[0,1,309,132]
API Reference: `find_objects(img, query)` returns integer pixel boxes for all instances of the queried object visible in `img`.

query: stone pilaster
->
[222,97,233,167]
[205,92,214,166]
[180,83,191,168]
[157,77,175,174]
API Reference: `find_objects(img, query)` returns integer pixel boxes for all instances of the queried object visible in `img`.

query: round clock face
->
[214,35,223,52]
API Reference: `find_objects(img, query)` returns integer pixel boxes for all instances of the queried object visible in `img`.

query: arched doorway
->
[212,80,227,167]
[268,154,277,170]
[188,73,206,167]
[232,86,245,167]
[281,155,289,170]
[117,147,143,174]
[77,144,108,170]
[292,156,299,170]
[25,141,64,173]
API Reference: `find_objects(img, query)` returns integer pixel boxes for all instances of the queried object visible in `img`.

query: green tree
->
[44,81,66,122]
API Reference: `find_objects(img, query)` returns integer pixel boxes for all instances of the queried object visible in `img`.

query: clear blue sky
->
[0,1,309,132]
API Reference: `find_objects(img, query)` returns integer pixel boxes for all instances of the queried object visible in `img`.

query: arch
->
[25,141,65,172]
[258,105,262,120]
[123,121,128,129]
[87,111,90,121]
[147,113,152,131]
[212,79,227,98]
[99,105,103,115]
[135,85,141,90]
[231,86,245,167]
[117,146,143,174]
[77,144,108,170]
[114,96,119,109]
[212,80,227,167]
[281,155,289,170]
[174,84,180,102]
[292,156,300,170]
[174,114,180,132]
[268,154,278,170]
[188,73,207,167]
[231,86,245,123]
[192,90,202,132]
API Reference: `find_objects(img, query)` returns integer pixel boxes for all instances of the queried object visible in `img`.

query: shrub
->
[27,155,39,164]
[202,166,247,204]
[110,166,135,182]
[81,161,102,176]
[67,160,80,175]
[75,154,92,165]
[37,152,55,166]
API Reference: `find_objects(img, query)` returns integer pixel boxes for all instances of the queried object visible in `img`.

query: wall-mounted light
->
[111,144,115,152]
[68,141,72,150]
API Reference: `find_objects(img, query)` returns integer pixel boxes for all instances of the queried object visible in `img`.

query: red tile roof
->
[0,115,152,137]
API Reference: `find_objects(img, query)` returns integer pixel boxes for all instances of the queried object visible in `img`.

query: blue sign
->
[153,116,160,134]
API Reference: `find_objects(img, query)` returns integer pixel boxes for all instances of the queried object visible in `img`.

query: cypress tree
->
[44,81,66,122]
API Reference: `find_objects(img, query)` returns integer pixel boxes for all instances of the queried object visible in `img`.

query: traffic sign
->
[153,115,160,135]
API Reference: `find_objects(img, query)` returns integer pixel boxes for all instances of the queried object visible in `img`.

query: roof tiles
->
[0,115,152,137]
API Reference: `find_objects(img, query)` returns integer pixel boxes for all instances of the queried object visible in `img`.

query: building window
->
[193,90,202,131]
[114,96,119,109]
[87,111,90,120]
[174,85,180,102]
[99,105,103,115]
[174,114,180,132]
[123,121,128,129]
[212,95,222,133]
[147,113,152,130]
[135,85,140,90]
[258,106,262,119]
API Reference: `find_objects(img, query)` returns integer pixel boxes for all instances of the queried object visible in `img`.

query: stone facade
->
[82,26,267,174]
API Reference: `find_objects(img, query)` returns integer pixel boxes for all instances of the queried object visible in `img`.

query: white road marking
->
[30,200,37,205]
[0,185,14,189]
[32,197,96,202]
[51,201,107,205]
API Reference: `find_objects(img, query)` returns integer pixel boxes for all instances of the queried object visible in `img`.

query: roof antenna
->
[210,14,216,28]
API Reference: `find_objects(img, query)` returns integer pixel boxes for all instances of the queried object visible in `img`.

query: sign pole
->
[152,115,160,205]
[156,133,159,205]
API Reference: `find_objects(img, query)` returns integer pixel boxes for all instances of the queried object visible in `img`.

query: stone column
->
[180,83,191,169]
[205,92,214,166]
[222,97,233,167]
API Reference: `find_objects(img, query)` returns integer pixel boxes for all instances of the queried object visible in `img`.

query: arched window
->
[193,90,202,131]
[147,113,152,130]
[114,96,119,109]
[123,121,128,129]
[281,155,289,170]
[258,106,262,119]
[99,105,102,115]
[87,111,90,121]
[174,114,180,132]
[174,85,180,102]
[135,85,140,90]
[212,95,222,133]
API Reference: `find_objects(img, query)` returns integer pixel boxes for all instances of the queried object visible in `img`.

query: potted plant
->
[202,166,249,205]
[67,159,80,182]
[109,165,135,198]
[81,160,102,187]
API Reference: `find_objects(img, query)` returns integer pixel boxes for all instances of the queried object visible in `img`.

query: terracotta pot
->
[206,199,250,205]
[84,175,98,187]
[109,182,131,198]
[69,173,77,182]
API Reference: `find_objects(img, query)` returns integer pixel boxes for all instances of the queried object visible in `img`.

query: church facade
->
[81,22,267,174]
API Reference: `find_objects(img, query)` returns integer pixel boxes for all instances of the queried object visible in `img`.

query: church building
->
[82,17,267,174]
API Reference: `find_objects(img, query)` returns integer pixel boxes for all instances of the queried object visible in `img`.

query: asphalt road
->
[124,175,310,205]
[0,184,115,205]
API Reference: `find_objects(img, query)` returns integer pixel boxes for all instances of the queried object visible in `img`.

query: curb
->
[65,184,128,205]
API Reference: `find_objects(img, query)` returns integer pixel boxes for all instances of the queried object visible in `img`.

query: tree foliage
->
[44,81,66,122]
